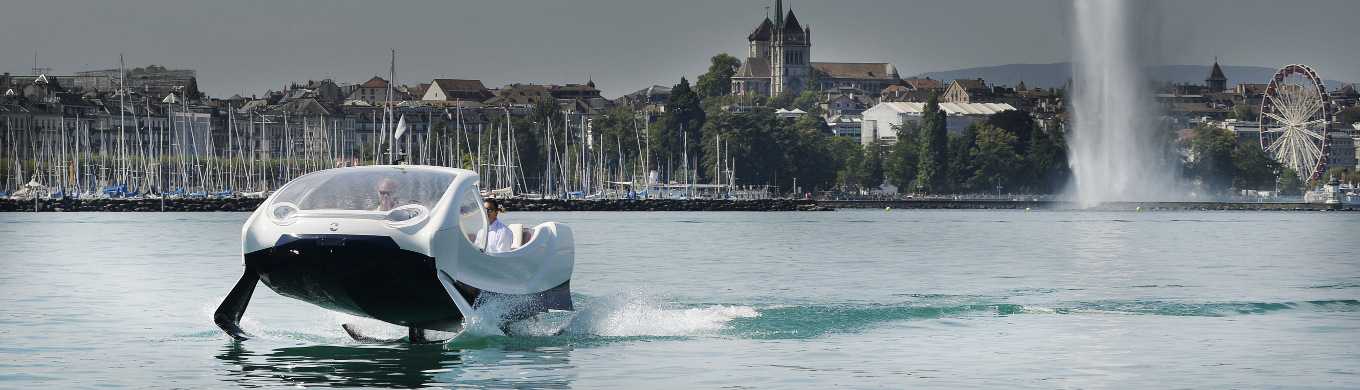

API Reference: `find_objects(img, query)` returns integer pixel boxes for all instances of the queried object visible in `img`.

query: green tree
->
[700,109,782,186]
[946,125,977,192]
[885,122,919,191]
[1025,126,1070,193]
[592,106,648,176]
[791,90,822,116]
[915,92,949,193]
[1322,167,1360,185]
[655,77,706,177]
[986,110,1036,154]
[783,114,841,192]
[767,92,795,109]
[1229,104,1257,121]
[863,140,886,189]
[967,124,1021,193]
[1278,168,1304,196]
[1186,126,1237,194]
[1231,141,1279,190]
[695,54,741,99]
[833,139,867,191]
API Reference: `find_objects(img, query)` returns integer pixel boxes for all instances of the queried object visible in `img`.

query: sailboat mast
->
[387,49,397,164]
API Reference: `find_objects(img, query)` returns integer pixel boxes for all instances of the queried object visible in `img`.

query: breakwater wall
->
[0,198,827,212]
[819,200,1357,211]
[0,198,266,212]
[2,198,1351,212]
[500,198,827,212]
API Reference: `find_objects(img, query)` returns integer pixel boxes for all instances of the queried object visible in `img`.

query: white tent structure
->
[859,101,1016,145]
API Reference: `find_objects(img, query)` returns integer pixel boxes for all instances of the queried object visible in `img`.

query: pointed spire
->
[776,0,783,29]
[1207,59,1226,82]
[748,17,774,41]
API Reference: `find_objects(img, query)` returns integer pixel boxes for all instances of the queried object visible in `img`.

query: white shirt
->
[481,219,513,253]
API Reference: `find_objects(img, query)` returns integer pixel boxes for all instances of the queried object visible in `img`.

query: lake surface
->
[1,210,1357,388]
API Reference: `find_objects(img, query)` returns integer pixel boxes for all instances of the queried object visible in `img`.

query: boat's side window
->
[456,187,487,247]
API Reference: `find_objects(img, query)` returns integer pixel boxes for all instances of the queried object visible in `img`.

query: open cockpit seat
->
[508,224,535,250]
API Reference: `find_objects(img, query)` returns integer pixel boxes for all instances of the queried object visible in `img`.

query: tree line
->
[491,52,1329,197]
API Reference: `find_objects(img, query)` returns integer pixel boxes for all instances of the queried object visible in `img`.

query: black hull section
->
[247,234,464,331]
[246,234,571,332]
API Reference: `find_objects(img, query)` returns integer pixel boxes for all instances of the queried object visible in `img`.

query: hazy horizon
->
[2,0,1355,99]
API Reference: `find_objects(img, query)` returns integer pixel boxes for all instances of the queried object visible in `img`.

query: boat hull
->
[246,234,573,332]
[247,234,465,331]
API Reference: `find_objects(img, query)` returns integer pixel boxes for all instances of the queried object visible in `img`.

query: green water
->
[1,210,1357,388]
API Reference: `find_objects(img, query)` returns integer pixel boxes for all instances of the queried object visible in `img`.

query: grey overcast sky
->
[2,0,1355,98]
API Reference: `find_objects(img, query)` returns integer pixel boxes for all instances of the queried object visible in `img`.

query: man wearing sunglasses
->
[376,178,400,211]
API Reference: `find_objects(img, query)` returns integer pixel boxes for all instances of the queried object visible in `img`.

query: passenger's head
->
[484,198,504,223]
[377,178,399,211]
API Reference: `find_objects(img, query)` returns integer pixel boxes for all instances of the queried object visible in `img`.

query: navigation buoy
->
[885,206,891,211]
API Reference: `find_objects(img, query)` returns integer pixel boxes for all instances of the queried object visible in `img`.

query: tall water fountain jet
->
[1068,0,1180,206]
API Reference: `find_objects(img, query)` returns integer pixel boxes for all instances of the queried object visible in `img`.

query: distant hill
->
[917,62,1350,90]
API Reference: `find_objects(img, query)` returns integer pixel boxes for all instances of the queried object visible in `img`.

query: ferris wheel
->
[1259,64,1331,181]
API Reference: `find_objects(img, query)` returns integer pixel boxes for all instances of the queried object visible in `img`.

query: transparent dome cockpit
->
[268,167,456,221]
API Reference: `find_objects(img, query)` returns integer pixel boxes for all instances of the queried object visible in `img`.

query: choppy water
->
[1,210,1357,388]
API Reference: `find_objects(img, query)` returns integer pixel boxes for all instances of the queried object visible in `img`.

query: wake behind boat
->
[214,165,574,343]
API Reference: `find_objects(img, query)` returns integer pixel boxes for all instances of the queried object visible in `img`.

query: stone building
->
[731,0,900,98]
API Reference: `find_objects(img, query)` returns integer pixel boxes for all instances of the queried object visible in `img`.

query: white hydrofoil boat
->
[214,165,574,343]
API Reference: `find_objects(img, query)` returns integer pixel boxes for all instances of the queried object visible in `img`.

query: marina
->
[2,0,1358,388]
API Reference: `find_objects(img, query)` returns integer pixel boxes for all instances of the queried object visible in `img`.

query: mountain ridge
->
[915,62,1351,90]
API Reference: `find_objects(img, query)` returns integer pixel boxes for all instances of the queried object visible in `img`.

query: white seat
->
[506,223,536,250]
[508,223,525,249]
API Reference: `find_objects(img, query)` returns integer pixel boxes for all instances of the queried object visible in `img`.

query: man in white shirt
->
[376,178,399,211]
[481,198,513,253]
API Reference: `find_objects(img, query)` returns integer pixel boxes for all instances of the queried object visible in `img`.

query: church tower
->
[1206,58,1228,92]
[770,0,811,96]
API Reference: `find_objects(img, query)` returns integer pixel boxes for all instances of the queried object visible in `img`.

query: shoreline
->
[0,198,829,212]
[0,198,1354,212]
[820,199,1356,211]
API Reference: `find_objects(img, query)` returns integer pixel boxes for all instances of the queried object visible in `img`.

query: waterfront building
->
[617,85,672,121]
[942,79,991,103]
[859,101,1017,146]
[484,84,554,113]
[348,76,396,106]
[775,108,807,119]
[731,0,900,97]
[881,78,944,102]
[548,81,603,101]
[422,79,492,102]
[73,65,201,100]
[1206,60,1229,92]
[1327,130,1357,171]
[826,114,862,139]
[820,90,868,117]
[812,63,900,97]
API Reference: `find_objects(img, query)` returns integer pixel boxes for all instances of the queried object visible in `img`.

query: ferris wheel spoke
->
[1298,127,1327,141]
[1298,98,1322,120]
[1266,95,1291,119]
[1262,112,1290,127]
[1266,137,1287,153]
[1301,133,1323,156]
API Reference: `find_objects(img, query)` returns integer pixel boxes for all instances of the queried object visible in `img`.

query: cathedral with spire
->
[732,1,901,98]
